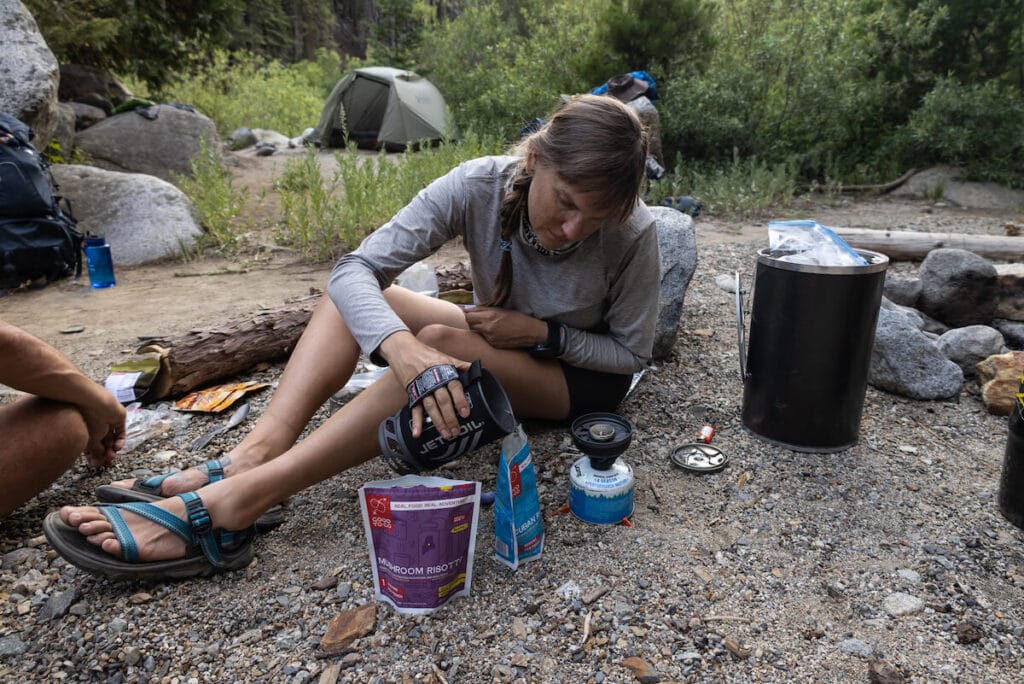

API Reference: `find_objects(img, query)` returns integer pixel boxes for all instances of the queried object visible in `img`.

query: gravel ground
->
[2,198,1024,683]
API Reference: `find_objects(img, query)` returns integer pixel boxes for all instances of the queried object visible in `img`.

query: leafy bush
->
[651,157,798,217]
[275,150,344,261]
[153,49,341,137]
[898,78,1024,187]
[417,0,600,141]
[588,0,717,81]
[275,135,502,260]
[660,0,900,181]
[25,0,243,88]
[177,136,249,253]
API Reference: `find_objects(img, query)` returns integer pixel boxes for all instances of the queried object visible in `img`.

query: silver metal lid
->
[670,443,729,473]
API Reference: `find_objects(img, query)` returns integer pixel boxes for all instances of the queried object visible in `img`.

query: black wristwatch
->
[529,320,567,360]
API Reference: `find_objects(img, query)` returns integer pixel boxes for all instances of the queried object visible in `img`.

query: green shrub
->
[417,0,600,141]
[177,136,249,253]
[898,78,1024,187]
[660,0,898,182]
[154,48,341,137]
[275,149,344,260]
[275,135,502,260]
[650,157,798,217]
[588,0,716,81]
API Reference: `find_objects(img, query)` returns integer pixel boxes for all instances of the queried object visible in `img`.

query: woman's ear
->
[524,150,536,175]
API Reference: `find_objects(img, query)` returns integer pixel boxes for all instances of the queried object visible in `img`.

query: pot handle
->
[735,271,748,382]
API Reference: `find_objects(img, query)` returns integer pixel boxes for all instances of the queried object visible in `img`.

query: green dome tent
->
[310,66,456,151]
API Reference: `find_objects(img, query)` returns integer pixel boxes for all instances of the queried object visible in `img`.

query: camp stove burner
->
[568,413,635,525]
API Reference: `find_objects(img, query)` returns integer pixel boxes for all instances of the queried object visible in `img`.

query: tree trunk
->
[142,295,321,399]
[834,227,1024,261]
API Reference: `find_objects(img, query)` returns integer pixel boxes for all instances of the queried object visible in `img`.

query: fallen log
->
[141,294,321,399]
[833,227,1024,261]
[818,167,917,195]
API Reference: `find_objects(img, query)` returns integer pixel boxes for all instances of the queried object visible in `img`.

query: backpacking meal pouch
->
[494,424,544,570]
[359,475,481,615]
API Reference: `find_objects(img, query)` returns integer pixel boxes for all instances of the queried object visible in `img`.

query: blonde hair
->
[488,95,648,306]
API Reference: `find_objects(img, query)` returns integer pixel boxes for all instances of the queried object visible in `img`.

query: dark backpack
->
[0,112,82,291]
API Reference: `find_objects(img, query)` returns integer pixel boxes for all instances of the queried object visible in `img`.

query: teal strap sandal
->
[96,459,227,501]
[42,492,255,582]
[94,459,286,533]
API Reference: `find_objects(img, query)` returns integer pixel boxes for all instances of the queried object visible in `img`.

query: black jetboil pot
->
[998,373,1024,529]
[379,360,516,474]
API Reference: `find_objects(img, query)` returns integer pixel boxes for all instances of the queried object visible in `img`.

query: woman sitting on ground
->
[46,94,661,580]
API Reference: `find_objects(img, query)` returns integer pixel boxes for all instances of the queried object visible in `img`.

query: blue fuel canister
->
[567,413,635,525]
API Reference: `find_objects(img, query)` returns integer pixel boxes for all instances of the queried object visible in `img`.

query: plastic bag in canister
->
[767,220,868,266]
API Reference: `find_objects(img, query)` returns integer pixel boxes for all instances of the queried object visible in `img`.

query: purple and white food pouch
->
[359,475,481,615]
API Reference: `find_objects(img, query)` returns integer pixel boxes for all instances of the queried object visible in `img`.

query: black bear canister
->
[998,371,1024,529]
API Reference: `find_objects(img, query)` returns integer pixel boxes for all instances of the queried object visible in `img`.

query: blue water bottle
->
[83,235,116,288]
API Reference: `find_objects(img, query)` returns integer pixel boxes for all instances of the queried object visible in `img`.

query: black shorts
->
[560,362,633,419]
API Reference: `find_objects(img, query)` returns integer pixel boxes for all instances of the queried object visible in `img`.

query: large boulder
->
[869,307,963,400]
[50,102,76,159]
[993,319,1024,351]
[994,263,1024,322]
[882,273,921,308]
[51,164,203,265]
[936,325,1005,378]
[70,102,106,131]
[74,104,220,183]
[0,0,60,146]
[892,166,1024,211]
[58,64,132,113]
[650,206,698,359]
[917,248,998,327]
[976,351,1024,416]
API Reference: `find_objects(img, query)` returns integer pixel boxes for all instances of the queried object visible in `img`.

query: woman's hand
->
[379,332,471,439]
[463,307,547,349]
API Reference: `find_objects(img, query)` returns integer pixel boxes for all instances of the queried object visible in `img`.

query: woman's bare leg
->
[109,287,468,495]
[61,326,570,562]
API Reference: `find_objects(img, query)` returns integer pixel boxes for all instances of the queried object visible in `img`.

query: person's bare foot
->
[107,456,238,497]
[59,499,188,562]
[107,438,285,498]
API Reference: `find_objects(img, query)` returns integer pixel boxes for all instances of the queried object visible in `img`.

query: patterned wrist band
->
[406,364,460,407]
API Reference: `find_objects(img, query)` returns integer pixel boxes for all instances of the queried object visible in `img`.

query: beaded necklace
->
[519,211,581,256]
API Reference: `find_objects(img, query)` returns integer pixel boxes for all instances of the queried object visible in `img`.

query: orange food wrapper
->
[174,381,271,413]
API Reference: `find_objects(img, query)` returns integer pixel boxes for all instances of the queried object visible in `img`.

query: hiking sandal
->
[94,459,286,532]
[43,492,255,582]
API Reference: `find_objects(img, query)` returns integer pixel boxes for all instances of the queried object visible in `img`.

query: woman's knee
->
[415,323,476,352]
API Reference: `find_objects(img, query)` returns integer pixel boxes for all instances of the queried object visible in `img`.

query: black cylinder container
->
[379,361,516,474]
[741,248,888,452]
[998,374,1024,529]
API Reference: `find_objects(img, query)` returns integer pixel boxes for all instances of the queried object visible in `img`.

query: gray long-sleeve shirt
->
[327,156,660,374]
